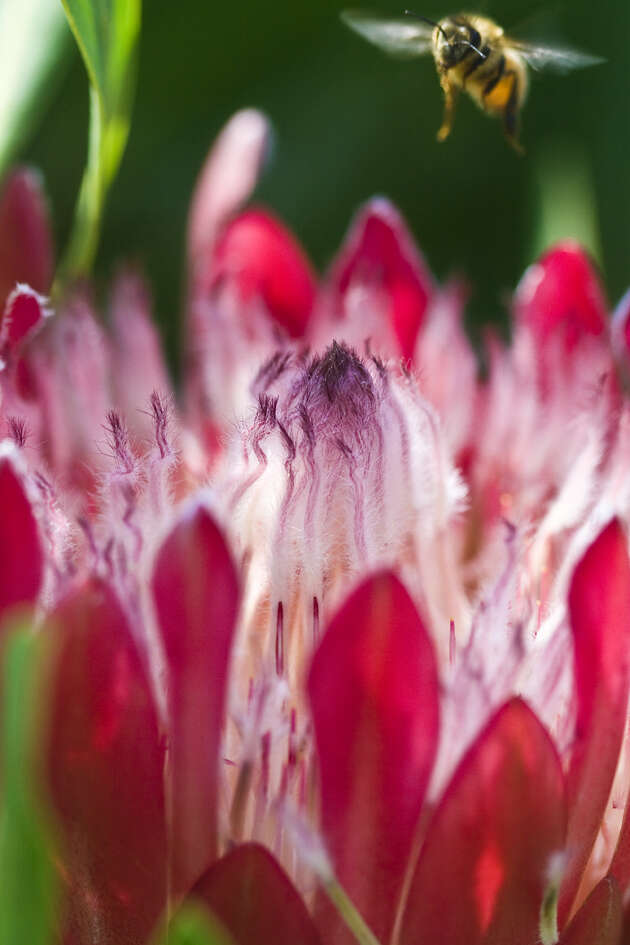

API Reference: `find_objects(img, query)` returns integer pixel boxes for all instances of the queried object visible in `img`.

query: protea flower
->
[2,107,630,945]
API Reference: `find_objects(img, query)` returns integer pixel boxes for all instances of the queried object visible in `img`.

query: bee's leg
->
[502,71,524,154]
[437,72,459,142]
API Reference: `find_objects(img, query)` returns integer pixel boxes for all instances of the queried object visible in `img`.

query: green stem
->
[539,873,561,945]
[55,85,105,290]
[322,876,383,945]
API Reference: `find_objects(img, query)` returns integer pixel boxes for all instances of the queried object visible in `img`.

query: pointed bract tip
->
[188,109,272,268]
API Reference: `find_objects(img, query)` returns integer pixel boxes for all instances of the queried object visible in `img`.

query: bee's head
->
[435,18,484,66]
[403,12,486,67]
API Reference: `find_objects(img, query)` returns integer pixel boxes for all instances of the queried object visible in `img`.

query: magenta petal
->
[514,242,607,350]
[0,285,50,362]
[47,579,167,944]
[0,168,53,306]
[189,843,321,945]
[329,199,434,360]
[208,208,316,338]
[0,457,43,626]
[152,505,239,894]
[560,520,630,923]
[307,571,439,944]
[558,877,622,945]
[400,698,566,945]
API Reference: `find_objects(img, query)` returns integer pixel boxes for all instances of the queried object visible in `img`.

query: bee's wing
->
[341,10,433,58]
[509,38,605,74]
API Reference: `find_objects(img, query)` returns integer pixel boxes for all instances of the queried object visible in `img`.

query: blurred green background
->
[20,0,630,361]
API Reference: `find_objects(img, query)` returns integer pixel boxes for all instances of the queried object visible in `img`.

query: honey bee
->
[341,10,603,152]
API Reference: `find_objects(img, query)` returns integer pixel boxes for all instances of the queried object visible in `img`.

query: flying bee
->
[341,10,603,152]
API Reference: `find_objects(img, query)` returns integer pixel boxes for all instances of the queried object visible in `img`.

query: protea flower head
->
[2,106,630,945]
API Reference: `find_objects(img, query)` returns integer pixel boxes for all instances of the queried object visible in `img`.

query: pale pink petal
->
[188,109,271,272]
[415,281,478,459]
[31,292,112,491]
[109,270,172,440]
[610,287,630,386]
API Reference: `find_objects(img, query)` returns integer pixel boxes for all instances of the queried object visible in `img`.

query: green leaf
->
[0,0,71,177]
[157,905,235,945]
[58,0,141,282]
[0,626,57,945]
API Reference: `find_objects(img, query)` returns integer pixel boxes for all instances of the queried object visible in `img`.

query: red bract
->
[308,572,439,944]
[0,455,42,626]
[328,199,434,361]
[0,167,53,307]
[208,209,316,338]
[190,843,321,945]
[47,579,167,945]
[560,519,630,923]
[514,241,607,350]
[0,285,51,365]
[152,504,239,895]
[399,698,565,945]
[509,242,613,403]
